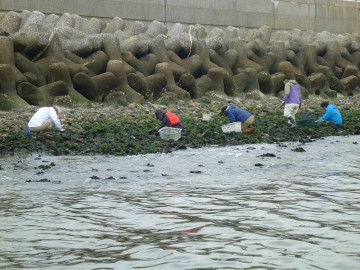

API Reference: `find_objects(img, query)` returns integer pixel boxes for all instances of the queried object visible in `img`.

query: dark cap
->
[221,105,228,114]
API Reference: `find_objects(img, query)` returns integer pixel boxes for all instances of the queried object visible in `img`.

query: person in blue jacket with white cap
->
[316,101,342,125]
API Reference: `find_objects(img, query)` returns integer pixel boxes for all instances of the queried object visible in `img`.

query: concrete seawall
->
[0,0,359,33]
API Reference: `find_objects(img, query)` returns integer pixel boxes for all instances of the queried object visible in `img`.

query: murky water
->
[1,136,359,270]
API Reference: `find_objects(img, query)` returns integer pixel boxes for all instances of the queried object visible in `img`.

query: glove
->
[148,129,158,136]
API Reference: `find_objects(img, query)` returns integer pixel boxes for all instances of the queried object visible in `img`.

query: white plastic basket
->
[158,127,182,141]
[221,122,242,133]
[202,113,212,121]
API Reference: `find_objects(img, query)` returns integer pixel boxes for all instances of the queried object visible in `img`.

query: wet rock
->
[0,165,3,170]
[276,143,288,147]
[218,161,224,163]
[36,171,44,175]
[146,163,154,167]
[90,175,100,179]
[190,170,202,173]
[26,178,51,182]
[299,136,316,143]
[52,180,62,184]
[119,176,127,179]
[105,176,115,179]
[143,169,151,172]
[36,163,55,170]
[198,164,205,167]
[161,173,168,176]
[257,153,276,157]
[254,163,264,167]
[291,147,306,152]
[353,142,358,144]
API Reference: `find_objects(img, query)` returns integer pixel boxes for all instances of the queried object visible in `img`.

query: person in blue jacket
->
[316,101,342,125]
[221,105,255,133]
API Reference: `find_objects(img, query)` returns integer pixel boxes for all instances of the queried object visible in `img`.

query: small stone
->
[257,153,276,157]
[291,147,306,152]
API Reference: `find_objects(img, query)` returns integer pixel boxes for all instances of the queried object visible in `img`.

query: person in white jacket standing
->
[27,106,65,133]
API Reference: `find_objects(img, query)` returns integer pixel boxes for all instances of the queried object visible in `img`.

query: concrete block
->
[274,14,313,31]
[274,1,315,17]
[0,0,360,34]
[247,13,274,29]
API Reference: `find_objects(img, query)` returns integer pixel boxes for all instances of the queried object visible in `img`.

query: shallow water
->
[0,136,359,270]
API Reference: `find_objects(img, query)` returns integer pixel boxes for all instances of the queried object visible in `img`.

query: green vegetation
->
[0,108,359,156]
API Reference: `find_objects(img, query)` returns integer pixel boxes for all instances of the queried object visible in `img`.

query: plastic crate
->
[202,113,212,121]
[221,122,242,133]
[158,127,182,141]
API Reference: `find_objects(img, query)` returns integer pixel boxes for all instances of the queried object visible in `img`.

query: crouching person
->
[24,106,65,136]
[221,105,255,133]
[151,109,182,136]
[315,101,342,125]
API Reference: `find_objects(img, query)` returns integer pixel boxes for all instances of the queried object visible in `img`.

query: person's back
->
[154,109,182,134]
[221,105,255,133]
[283,80,301,105]
[226,105,252,123]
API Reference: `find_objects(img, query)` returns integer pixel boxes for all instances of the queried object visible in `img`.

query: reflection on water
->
[0,136,359,270]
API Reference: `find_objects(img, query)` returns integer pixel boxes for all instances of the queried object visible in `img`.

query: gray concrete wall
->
[1,0,360,33]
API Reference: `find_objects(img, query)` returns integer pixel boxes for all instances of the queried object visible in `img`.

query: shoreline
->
[1,95,360,156]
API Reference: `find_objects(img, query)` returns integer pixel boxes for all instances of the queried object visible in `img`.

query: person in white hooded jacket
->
[26,106,65,134]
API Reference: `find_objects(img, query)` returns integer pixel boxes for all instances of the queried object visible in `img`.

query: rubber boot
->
[288,116,296,128]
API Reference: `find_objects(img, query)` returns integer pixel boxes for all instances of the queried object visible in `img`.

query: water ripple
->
[0,136,359,269]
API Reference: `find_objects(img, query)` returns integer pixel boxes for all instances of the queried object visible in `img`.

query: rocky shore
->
[1,94,360,156]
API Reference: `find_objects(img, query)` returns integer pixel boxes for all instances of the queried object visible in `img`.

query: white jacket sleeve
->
[49,109,64,131]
